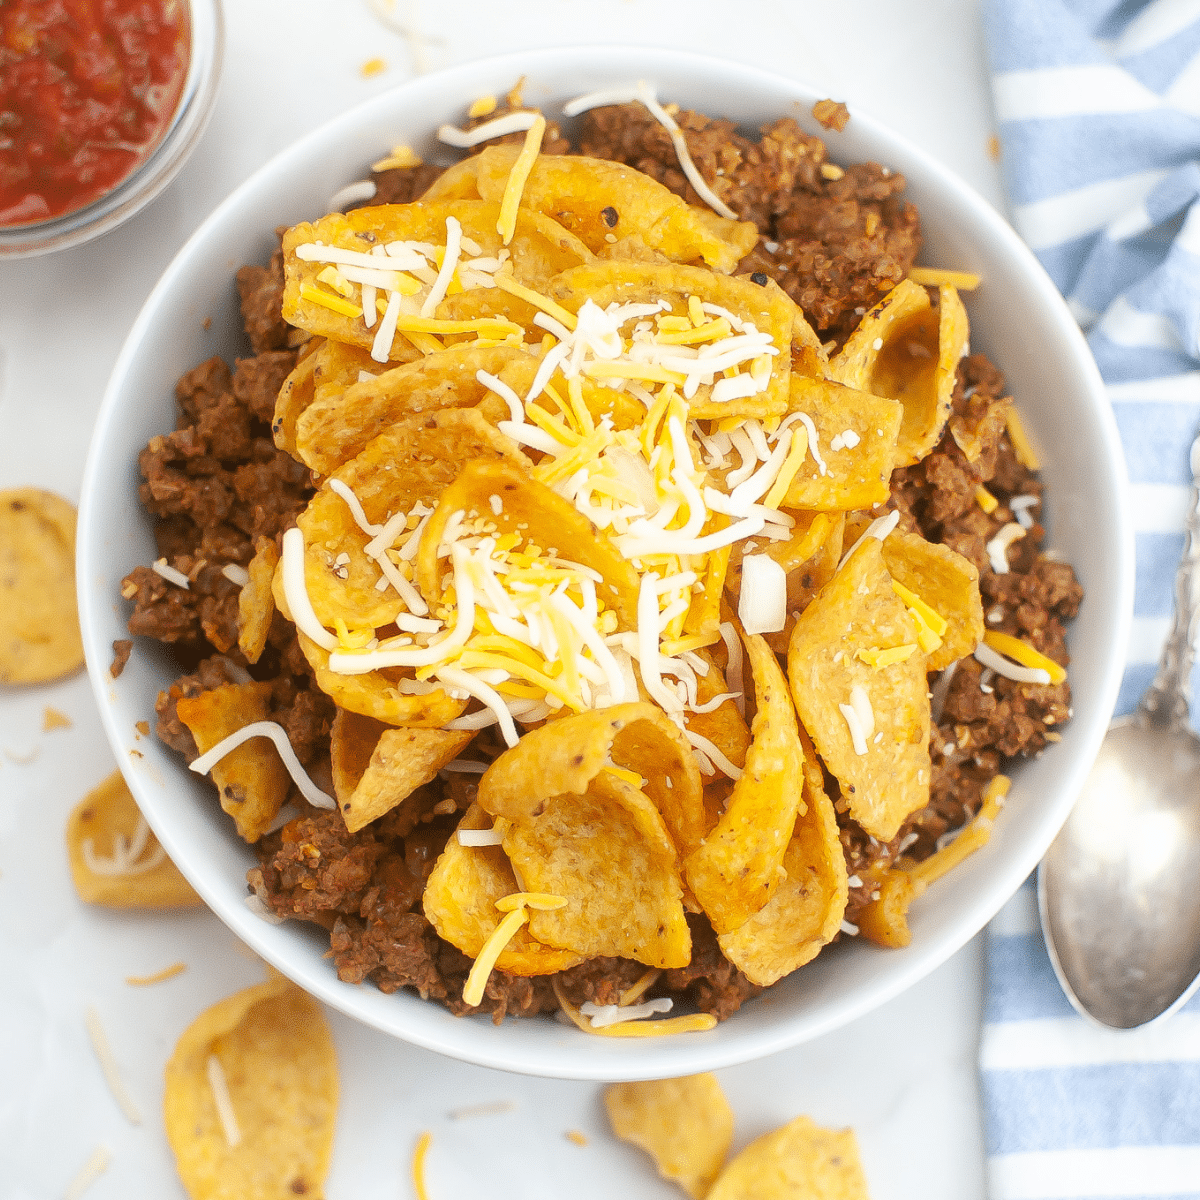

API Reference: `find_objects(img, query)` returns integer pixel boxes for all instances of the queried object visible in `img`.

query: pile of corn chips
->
[170,89,1060,1030]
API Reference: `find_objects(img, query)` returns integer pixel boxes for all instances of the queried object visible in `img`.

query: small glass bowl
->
[0,0,224,259]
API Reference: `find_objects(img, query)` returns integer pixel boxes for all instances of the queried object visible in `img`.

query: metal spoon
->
[1039,433,1200,1029]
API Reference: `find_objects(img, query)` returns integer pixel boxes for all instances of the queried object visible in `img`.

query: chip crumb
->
[812,98,850,131]
[566,1129,588,1146]
[110,639,133,678]
[988,133,1001,160]
[361,57,387,78]
[202,315,213,330]
[43,706,72,731]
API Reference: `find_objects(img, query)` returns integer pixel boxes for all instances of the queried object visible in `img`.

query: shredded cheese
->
[986,521,1026,574]
[85,1006,141,1125]
[82,814,165,877]
[280,527,338,650]
[497,113,546,244]
[582,997,672,1027]
[64,1146,112,1200]
[907,266,981,290]
[858,644,917,669]
[189,720,337,809]
[974,485,998,514]
[463,906,529,1005]
[973,640,1052,685]
[151,558,190,588]
[412,1131,433,1200]
[1005,407,1041,468]
[206,1054,242,1148]
[982,631,1067,684]
[839,701,869,755]
[438,110,540,147]
[125,961,187,986]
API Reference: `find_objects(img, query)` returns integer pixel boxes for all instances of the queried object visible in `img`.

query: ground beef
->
[662,915,761,1020]
[235,244,290,354]
[110,638,133,678]
[580,104,920,340]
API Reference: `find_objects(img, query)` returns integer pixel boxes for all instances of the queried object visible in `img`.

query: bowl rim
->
[78,43,1134,1080]
[0,0,225,259]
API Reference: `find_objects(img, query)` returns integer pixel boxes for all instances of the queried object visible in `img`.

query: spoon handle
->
[1140,433,1200,730]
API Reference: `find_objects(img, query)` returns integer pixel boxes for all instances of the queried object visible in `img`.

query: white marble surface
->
[0,2,1001,1195]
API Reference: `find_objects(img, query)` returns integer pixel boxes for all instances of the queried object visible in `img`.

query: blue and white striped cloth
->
[980,2,1200,1197]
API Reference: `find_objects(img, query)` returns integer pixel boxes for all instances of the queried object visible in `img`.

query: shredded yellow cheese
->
[983,631,1067,684]
[491,270,578,330]
[412,1131,433,1200]
[125,961,187,986]
[566,1130,589,1146]
[907,266,981,290]
[494,891,567,911]
[497,113,546,244]
[908,775,1011,890]
[974,485,999,513]
[857,644,918,669]
[299,280,363,319]
[371,144,422,171]
[618,968,662,1007]
[1005,407,1041,469]
[463,907,529,1006]
[552,978,718,1037]
[891,580,948,636]
[601,763,645,788]
[468,94,498,118]
[762,425,810,509]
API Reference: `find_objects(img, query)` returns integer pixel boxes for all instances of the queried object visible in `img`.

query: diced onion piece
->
[738,554,787,635]
[457,827,504,847]
[189,719,337,810]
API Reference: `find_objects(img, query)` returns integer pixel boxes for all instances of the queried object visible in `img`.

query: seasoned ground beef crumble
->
[123,100,1081,1024]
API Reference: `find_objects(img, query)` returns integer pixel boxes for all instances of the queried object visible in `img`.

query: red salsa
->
[0,0,189,226]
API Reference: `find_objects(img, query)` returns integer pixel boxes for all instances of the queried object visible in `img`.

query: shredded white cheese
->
[581,997,673,1027]
[85,1006,141,1125]
[973,641,1052,685]
[280,527,338,651]
[327,179,377,212]
[206,1054,242,1149]
[839,701,870,755]
[189,720,337,809]
[151,558,190,588]
[82,814,165,877]
[437,110,541,147]
[986,522,1026,574]
[64,1145,112,1200]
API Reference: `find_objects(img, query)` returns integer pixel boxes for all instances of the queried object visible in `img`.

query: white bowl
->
[77,46,1132,1081]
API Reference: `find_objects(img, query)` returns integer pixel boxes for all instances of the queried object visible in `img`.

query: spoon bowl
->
[1040,719,1200,1028]
[1040,434,1200,1029]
